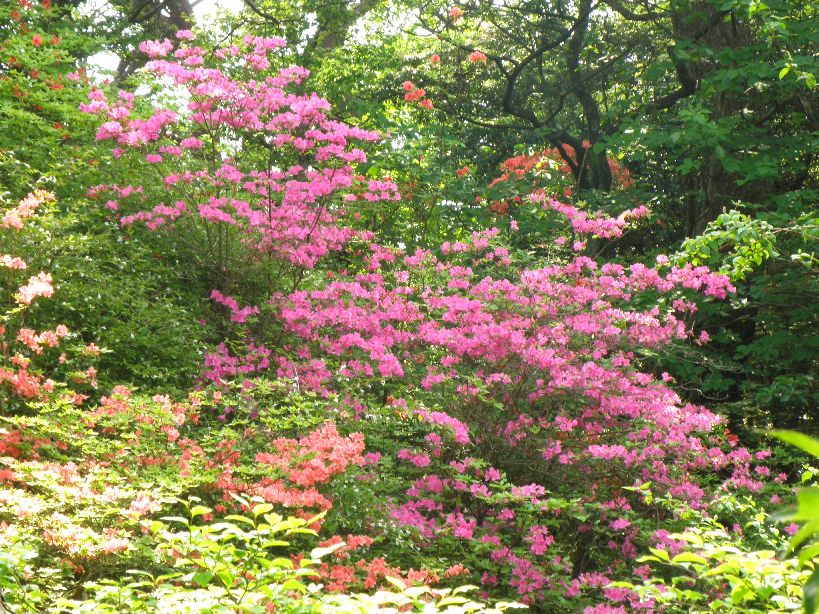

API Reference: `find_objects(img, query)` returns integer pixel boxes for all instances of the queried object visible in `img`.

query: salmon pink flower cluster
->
[0,192,83,403]
[1,189,52,230]
[16,271,54,305]
[255,423,365,489]
[402,81,434,108]
[488,144,633,212]
[234,423,367,511]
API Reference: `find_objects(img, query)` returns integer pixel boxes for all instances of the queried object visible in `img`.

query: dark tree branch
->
[647,45,699,110]
[648,7,733,110]
[601,0,662,22]
[240,0,281,24]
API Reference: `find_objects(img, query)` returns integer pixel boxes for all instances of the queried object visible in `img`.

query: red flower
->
[404,88,426,102]
[31,34,43,47]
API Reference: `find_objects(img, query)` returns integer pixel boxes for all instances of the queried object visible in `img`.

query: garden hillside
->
[0,0,816,612]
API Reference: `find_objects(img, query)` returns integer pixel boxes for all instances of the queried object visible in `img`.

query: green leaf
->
[437,596,468,606]
[190,505,211,519]
[268,557,294,570]
[797,489,819,520]
[155,572,183,583]
[648,547,671,562]
[280,578,308,593]
[215,570,233,588]
[680,533,705,547]
[703,562,740,577]
[798,542,819,566]
[287,527,318,536]
[261,540,290,549]
[224,514,255,526]
[384,575,407,591]
[161,516,190,525]
[251,503,274,517]
[805,566,819,613]
[672,552,707,565]
[191,571,214,587]
[771,431,819,458]
[310,541,346,559]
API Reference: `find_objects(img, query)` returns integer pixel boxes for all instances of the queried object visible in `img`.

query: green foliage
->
[679,210,779,280]
[769,431,819,614]
[0,2,103,196]
[83,497,325,612]
[624,431,819,613]
[634,526,807,611]
[0,0,816,611]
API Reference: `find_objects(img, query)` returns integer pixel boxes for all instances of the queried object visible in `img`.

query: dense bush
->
[0,1,816,611]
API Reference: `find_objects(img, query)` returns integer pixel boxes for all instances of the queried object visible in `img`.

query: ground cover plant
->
[0,0,816,612]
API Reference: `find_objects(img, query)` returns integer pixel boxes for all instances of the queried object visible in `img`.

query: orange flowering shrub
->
[485,143,634,219]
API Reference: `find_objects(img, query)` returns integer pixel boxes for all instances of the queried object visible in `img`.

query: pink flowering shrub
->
[81,31,406,402]
[259,209,773,605]
[275,226,744,500]
[342,392,777,608]
[82,32,399,283]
